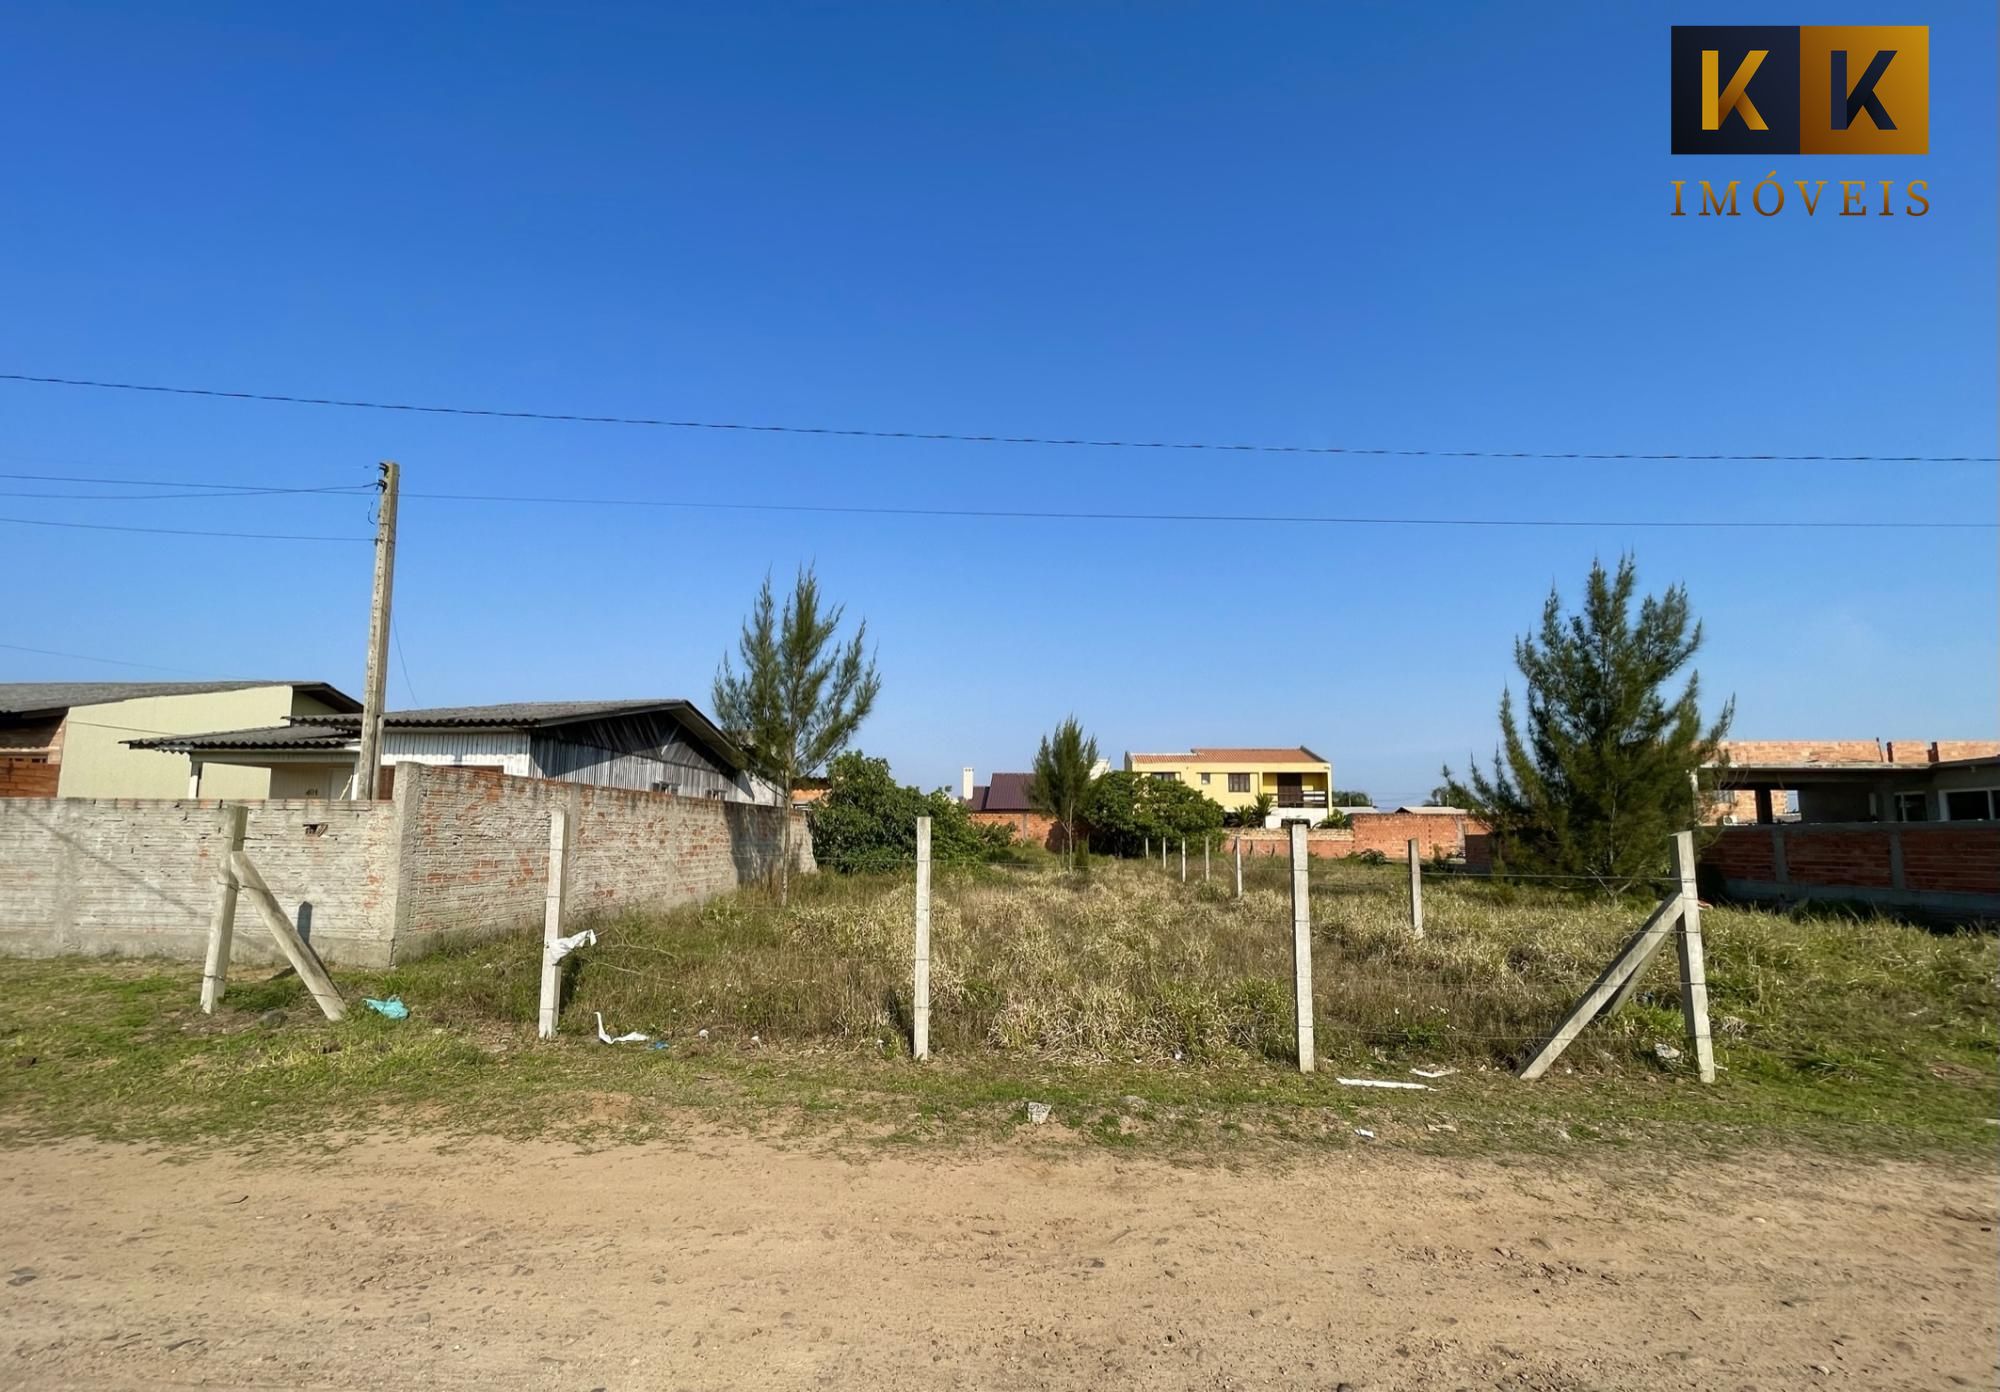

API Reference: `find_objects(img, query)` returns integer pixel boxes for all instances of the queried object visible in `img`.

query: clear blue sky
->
[2,2,1993,805]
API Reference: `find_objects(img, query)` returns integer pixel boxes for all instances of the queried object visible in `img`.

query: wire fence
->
[515,814,1717,1081]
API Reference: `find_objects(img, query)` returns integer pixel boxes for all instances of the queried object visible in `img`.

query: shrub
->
[809,752,1010,873]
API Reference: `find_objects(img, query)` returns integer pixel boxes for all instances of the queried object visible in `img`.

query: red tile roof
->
[1130,747,1325,766]
[968,772,1037,812]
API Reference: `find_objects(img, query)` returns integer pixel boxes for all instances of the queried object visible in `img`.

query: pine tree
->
[1026,716,1098,870]
[1441,556,1732,892]
[713,567,881,904]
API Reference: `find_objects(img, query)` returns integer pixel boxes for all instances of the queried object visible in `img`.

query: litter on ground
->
[361,997,408,1020]
[594,1012,649,1044]
[1336,1077,1431,1091]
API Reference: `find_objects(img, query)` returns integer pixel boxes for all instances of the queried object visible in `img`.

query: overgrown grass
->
[1,858,1992,1159]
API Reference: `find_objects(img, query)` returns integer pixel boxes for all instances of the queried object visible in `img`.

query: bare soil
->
[1,1133,1993,1391]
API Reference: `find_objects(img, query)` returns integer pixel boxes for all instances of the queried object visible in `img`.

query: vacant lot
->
[1,857,1989,1157]
[1,859,1994,1389]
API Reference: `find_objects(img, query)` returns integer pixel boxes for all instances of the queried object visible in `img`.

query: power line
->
[0,515,369,542]
[0,470,366,494]
[5,468,1988,533]
[0,641,201,673]
[4,371,1993,464]
[397,488,1991,532]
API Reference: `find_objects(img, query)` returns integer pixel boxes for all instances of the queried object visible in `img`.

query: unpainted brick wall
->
[1701,824,2000,900]
[393,764,814,955]
[1227,828,1355,859]
[971,809,1066,851]
[1346,812,1481,860]
[0,797,397,964]
[0,759,59,797]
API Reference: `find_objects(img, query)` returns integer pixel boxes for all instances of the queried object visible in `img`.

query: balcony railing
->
[1275,789,1328,808]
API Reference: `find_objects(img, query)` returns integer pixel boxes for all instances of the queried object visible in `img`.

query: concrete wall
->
[0,796,399,964]
[57,685,345,800]
[0,764,815,965]
[1701,822,2000,921]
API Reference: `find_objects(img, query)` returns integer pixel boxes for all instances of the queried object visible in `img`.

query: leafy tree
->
[809,752,1009,874]
[1329,789,1373,807]
[1083,771,1224,856]
[1440,556,1733,893]
[1027,717,1099,870]
[714,566,881,902]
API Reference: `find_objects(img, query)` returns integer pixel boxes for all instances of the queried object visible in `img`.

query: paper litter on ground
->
[1336,1077,1432,1090]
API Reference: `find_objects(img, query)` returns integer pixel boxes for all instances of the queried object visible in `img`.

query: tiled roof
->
[1130,746,1326,765]
[970,772,1036,813]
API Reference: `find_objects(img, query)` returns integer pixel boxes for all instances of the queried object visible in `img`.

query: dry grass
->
[388,856,1999,1083]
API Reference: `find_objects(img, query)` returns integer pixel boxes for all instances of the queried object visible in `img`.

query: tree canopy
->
[1440,556,1732,891]
[1083,771,1224,856]
[808,752,1010,874]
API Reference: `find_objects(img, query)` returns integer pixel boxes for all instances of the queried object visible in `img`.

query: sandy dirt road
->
[0,1133,1993,1391]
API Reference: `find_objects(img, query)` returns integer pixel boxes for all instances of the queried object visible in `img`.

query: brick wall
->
[0,758,60,798]
[0,796,398,964]
[1701,822,2000,918]
[0,765,813,966]
[1228,828,1356,858]
[393,765,813,954]
[1346,811,1481,860]
[971,809,1064,851]
[1719,739,1883,765]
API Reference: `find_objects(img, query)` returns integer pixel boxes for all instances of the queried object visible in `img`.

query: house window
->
[1892,791,1931,822]
[1944,789,1998,822]
[1227,773,1251,793]
[1150,772,1177,782]
[1199,772,1211,785]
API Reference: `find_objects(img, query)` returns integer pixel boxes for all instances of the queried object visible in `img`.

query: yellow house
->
[1124,746,1333,826]
[0,681,361,799]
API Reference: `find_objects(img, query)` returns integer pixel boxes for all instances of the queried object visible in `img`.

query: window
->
[1227,772,1251,793]
[1199,771,1211,784]
[1150,771,1177,782]
[1892,791,1931,823]
[1944,789,1998,822]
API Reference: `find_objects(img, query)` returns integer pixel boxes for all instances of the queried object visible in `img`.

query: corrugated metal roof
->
[125,698,747,770]
[126,723,357,751]
[0,681,359,717]
[1130,746,1326,765]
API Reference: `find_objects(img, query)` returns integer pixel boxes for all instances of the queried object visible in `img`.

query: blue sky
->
[2,1,1993,805]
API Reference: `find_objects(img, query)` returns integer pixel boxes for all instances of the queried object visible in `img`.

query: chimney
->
[961,766,975,801]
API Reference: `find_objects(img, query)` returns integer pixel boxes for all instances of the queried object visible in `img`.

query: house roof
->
[968,772,1036,813]
[0,681,360,718]
[1391,805,1468,815]
[1130,746,1327,766]
[125,698,747,770]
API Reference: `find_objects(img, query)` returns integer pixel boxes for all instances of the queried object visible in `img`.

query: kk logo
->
[1671,26,1928,154]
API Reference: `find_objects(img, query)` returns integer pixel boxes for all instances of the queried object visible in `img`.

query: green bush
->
[808,752,1011,873]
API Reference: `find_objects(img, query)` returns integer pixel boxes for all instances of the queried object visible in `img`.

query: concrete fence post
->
[1407,837,1424,940]
[1289,822,1315,1073]
[1672,830,1716,1083]
[913,815,932,1060]
[1180,838,1187,883]
[1234,833,1243,899]
[199,803,248,1013]
[538,807,569,1040]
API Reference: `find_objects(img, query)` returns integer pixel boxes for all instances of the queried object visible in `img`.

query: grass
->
[0,857,1993,1162]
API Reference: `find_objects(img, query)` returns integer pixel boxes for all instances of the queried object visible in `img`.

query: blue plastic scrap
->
[362,996,409,1020]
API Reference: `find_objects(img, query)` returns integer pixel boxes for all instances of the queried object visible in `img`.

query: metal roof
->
[125,698,747,769]
[127,723,358,752]
[0,681,360,718]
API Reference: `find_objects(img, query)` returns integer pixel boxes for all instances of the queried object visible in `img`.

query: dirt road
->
[0,1132,1992,1390]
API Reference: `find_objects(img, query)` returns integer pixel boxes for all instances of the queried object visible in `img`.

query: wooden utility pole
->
[353,460,400,799]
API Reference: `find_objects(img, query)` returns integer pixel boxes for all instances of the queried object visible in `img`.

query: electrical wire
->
[2,467,1984,533]
[397,488,1990,533]
[4,371,1993,463]
[0,516,368,542]
[0,641,203,673]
